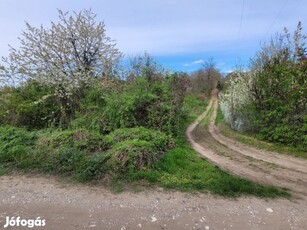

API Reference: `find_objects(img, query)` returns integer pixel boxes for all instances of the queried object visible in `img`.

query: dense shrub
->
[219,23,306,150]
[0,81,61,129]
[23,127,174,178]
[248,23,306,149]
[104,127,174,149]
[101,75,187,136]
[104,127,175,174]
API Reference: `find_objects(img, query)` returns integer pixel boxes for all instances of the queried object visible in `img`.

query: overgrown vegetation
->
[219,22,306,152]
[0,9,292,197]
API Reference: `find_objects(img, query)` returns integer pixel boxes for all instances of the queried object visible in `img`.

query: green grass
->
[216,104,307,159]
[215,104,224,125]
[183,94,209,123]
[200,103,214,127]
[130,140,289,197]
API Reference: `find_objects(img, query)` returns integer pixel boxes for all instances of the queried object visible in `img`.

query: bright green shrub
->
[220,23,307,150]
[104,127,174,149]
[248,24,307,149]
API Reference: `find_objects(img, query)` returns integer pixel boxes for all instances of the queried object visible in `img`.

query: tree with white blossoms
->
[219,71,255,131]
[0,9,122,123]
[1,9,122,91]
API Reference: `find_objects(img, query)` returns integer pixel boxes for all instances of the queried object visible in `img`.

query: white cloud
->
[193,59,204,64]
[183,59,205,67]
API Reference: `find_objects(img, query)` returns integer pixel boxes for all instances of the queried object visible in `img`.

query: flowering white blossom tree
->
[0,9,123,124]
[0,9,122,92]
[219,71,255,131]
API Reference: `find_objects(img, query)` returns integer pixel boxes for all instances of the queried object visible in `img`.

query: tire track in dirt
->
[186,90,307,197]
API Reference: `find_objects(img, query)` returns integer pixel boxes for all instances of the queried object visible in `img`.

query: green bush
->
[104,127,174,149]
[104,127,174,174]
[0,81,61,129]
[75,153,110,181]
[249,36,307,149]
[101,76,187,136]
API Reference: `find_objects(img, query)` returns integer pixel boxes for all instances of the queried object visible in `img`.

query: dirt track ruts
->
[186,90,307,197]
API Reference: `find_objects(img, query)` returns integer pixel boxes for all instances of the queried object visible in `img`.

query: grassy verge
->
[200,103,214,127]
[130,140,289,197]
[216,104,307,159]
[215,104,224,125]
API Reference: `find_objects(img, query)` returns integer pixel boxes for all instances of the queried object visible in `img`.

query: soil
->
[1,89,307,229]
[0,175,306,230]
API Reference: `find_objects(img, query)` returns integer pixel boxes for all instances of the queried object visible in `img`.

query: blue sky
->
[0,0,306,73]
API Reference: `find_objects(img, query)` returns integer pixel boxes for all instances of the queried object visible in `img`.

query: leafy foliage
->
[219,22,306,150]
[37,129,103,152]
[0,126,37,167]
[0,80,61,129]
[101,75,188,136]
[249,22,306,149]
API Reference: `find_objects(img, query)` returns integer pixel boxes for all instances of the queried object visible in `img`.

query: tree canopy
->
[0,9,122,92]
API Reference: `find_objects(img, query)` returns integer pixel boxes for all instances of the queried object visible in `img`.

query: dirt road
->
[187,90,307,197]
[0,175,307,230]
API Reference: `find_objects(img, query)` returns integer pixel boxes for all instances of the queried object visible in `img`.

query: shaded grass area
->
[216,104,307,159]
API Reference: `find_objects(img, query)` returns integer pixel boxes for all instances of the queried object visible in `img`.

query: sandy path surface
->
[186,90,307,197]
[0,175,306,230]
